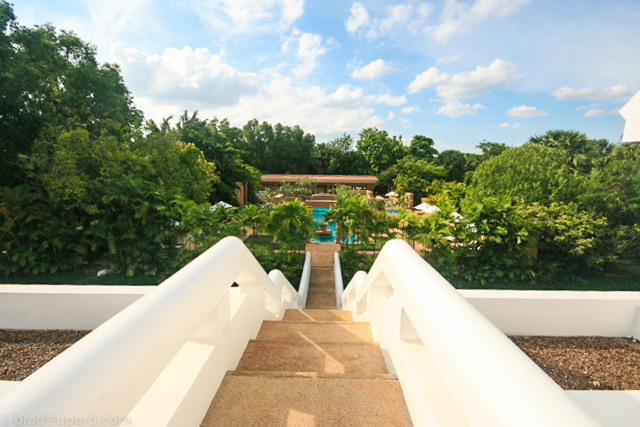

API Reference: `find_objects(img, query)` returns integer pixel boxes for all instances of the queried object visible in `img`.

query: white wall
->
[460,290,640,338]
[0,285,155,330]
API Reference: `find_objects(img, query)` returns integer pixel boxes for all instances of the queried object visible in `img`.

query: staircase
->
[199,308,412,426]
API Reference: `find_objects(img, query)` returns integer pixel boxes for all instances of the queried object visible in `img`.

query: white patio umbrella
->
[413,202,431,211]
[385,191,399,197]
[422,205,441,214]
[210,201,232,211]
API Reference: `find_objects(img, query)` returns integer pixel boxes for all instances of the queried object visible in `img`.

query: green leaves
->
[265,199,317,249]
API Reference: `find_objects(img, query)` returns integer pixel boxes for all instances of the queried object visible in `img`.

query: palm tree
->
[237,204,266,240]
[266,199,317,249]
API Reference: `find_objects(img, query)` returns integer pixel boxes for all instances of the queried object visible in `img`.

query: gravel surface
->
[0,330,89,381]
[511,336,640,390]
[2,331,640,391]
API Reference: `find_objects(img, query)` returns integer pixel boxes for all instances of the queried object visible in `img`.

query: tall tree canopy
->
[0,1,142,186]
[356,128,406,174]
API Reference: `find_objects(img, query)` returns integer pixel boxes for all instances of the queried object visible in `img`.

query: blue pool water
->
[311,207,336,243]
[310,207,357,243]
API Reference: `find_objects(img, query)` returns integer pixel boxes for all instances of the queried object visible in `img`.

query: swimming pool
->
[310,207,357,243]
[311,207,336,243]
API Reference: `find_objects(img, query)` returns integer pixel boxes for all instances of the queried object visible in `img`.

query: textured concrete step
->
[283,309,353,322]
[200,373,412,427]
[305,292,337,310]
[227,371,398,380]
[236,340,389,375]
[256,321,375,343]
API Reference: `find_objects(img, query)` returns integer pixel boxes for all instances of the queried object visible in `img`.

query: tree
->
[266,200,317,248]
[436,150,467,182]
[0,2,142,187]
[409,135,438,160]
[378,157,447,201]
[477,141,508,159]
[323,189,375,246]
[528,129,612,173]
[356,128,406,174]
[467,143,587,206]
[238,119,316,174]
[167,112,260,204]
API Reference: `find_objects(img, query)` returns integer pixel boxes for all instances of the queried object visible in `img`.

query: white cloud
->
[437,100,484,117]
[202,77,388,136]
[436,54,462,65]
[387,111,395,120]
[400,106,419,114]
[552,84,631,100]
[408,59,523,99]
[507,105,548,118]
[194,0,304,34]
[345,1,434,38]
[293,32,327,77]
[345,2,370,33]
[576,103,605,111]
[407,67,450,94]
[53,0,154,62]
[318,84,406,108]
[499,122,510,128]
[351,59,397,80]
[283,30,333,78]
[583,108,606,117]
[110,42,258,108]
[428,0,531,43]
[510,123,521,130]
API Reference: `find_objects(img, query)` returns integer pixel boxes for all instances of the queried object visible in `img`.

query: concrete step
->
[256,321,375,343]
[304,293,337,310]
[236,340,389,375]
[283,309,353,322]
[200,373,412,427]
[227,370,398,380]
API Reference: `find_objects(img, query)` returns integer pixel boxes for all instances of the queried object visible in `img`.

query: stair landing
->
[200,309,412,427]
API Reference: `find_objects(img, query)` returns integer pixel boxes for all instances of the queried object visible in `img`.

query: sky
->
[12,0,640,153]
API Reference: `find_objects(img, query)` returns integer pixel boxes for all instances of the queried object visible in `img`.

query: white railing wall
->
[0,285,155,330]
[0,236,304,427]
[341,239,601,427]
[297,251,312,308]
[333,252,343,309]
[461,289,640,338]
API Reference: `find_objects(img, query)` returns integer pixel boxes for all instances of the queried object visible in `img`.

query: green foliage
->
[0,186,87,275]
[477,141,508,159]
[467,143,587,205]
[356,128,406,174]
[409,135,438,160]
[518,203,611,270]
[251,247,306,288]
[435,150,481,183]
[0,2,141,187]
[528,129,612,173]
[265,200,317,249]
[323,189,376,247]
[378,157,447,201]
[338,246,375,285]
[240,119,316,174]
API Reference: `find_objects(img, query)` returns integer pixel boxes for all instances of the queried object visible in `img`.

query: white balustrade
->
[297,251,312,308]
[333,252,343,309]
[0,236,305,426]
[342,239,601,427]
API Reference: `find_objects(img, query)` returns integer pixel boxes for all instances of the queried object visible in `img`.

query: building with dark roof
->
[261,174,378,194]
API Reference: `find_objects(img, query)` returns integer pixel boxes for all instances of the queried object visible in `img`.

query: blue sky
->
[13,0,640,152]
